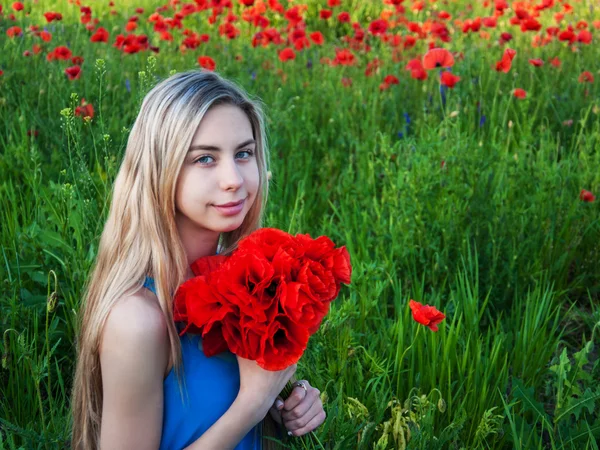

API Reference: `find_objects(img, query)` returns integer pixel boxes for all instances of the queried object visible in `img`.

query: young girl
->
[70,70,326,450]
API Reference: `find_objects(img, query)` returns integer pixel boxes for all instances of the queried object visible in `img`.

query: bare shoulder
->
[99,288,169,379]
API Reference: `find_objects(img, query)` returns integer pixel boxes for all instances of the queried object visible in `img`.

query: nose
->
[219,158,244,191]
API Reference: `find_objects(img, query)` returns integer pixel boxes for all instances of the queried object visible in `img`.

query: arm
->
[99,293,267,450]
[99,294,170,449]
[183,396,265,450]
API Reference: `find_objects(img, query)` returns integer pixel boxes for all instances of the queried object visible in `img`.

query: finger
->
[268,405,283,425]
[287,409,326,437]
[283,380,311,412]
[282,389,321,426]
[273,396,284,410]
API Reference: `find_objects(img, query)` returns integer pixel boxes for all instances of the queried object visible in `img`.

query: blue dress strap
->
[143,275,155,294]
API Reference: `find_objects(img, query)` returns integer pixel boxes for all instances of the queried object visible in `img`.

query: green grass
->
[1,0,600,448]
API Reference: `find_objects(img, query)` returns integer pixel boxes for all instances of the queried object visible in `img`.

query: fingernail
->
[276,399,284,409]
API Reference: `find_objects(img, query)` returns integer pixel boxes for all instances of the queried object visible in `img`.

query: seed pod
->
[437,398,447,413]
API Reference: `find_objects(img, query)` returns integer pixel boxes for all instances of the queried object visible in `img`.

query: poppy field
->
[1,0,600,448]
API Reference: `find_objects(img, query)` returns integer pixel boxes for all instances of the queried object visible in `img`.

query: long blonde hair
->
[70,69,285,449]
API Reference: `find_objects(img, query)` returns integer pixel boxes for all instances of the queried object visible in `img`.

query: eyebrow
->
[188,139,256,153]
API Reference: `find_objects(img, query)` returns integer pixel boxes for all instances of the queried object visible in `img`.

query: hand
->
[269,380,326,437]
[236,355,297,418]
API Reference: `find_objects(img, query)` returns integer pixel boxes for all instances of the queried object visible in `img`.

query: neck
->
[175,216,220,281]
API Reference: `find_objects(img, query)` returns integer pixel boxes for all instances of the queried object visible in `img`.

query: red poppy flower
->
[423,48,454,70]
[405,58,428,80]
[6,26,23,38]
[309,31,324,45]
[278,47,295,62]
[368,19,388,35]
[383,74,399,85]
[337,11,350,23]
[65,66,82,80]
[528,58,543,67]
[91,27,109,43]
[580,189,595,202]
[549,57,561,67]
[12,2,24,11]
[333,48,355,66]
[47,46,73,61]
[409,300,446,332]
[75,98,95,119]
[39,30,52,42]
[319,9,332,20]
[578,71,594,83]
[198,56,216,71]
[440,71,460,88]
[44,11,63,22]
[328,0,341,6]
[495,48,516,73]
[577,30,592,44]
[513,88,527,99]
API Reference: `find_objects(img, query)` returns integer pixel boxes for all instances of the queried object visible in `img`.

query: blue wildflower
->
[479,115,486,127]
[306,59,313,69]
[125,78,131,93]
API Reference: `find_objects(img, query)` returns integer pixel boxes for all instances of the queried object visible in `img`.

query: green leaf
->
[555,388,600,423]
[511,378,551,428]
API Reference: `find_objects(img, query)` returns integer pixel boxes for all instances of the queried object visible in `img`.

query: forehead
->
[191,104,253,145]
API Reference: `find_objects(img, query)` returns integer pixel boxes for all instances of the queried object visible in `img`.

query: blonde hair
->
[70,69,285,449]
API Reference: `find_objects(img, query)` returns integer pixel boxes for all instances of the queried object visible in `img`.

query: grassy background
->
[1,0,600,448]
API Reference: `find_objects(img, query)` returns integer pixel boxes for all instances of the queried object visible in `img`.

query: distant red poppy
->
[409,300,446,332]
[577,30,592,44]
[337,11,350,23]
[549,57,561,67]
[328,0,341,6]
[44,11,63,22]
[198,56,216,71]
[495,48,516,73]
[319,9,332,20]
[440,71,460,88]
[513,88,527,99]
[6,26,23,38]
[333,48,355,66]
[309,31,324,45]
[91,27,109,43]
[423,48,454,70]
[75,98,94,120]
[341,77,352,87]
[12,2,24,11]
[578,71,594,83]
[65,66,81,80]
[528,58,543,67]
[47,46,73,61]
[39,30,52,42]
[278,47,295,62]
[368,19,388,35]
[405,58,427,80]
[580,189,595,202]
[383,74,399,85]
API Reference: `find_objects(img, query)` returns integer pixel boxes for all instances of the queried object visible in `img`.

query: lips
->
[215,198,245,207]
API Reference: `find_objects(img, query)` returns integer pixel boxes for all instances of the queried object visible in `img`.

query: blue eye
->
[194,149,254,165]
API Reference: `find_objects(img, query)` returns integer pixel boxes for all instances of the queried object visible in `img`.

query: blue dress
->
[142,276,263,450]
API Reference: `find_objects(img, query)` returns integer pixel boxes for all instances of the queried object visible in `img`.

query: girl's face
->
[175,103,260,236]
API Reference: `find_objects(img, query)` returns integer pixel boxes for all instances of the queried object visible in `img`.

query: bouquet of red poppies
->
[173,228,352,371]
